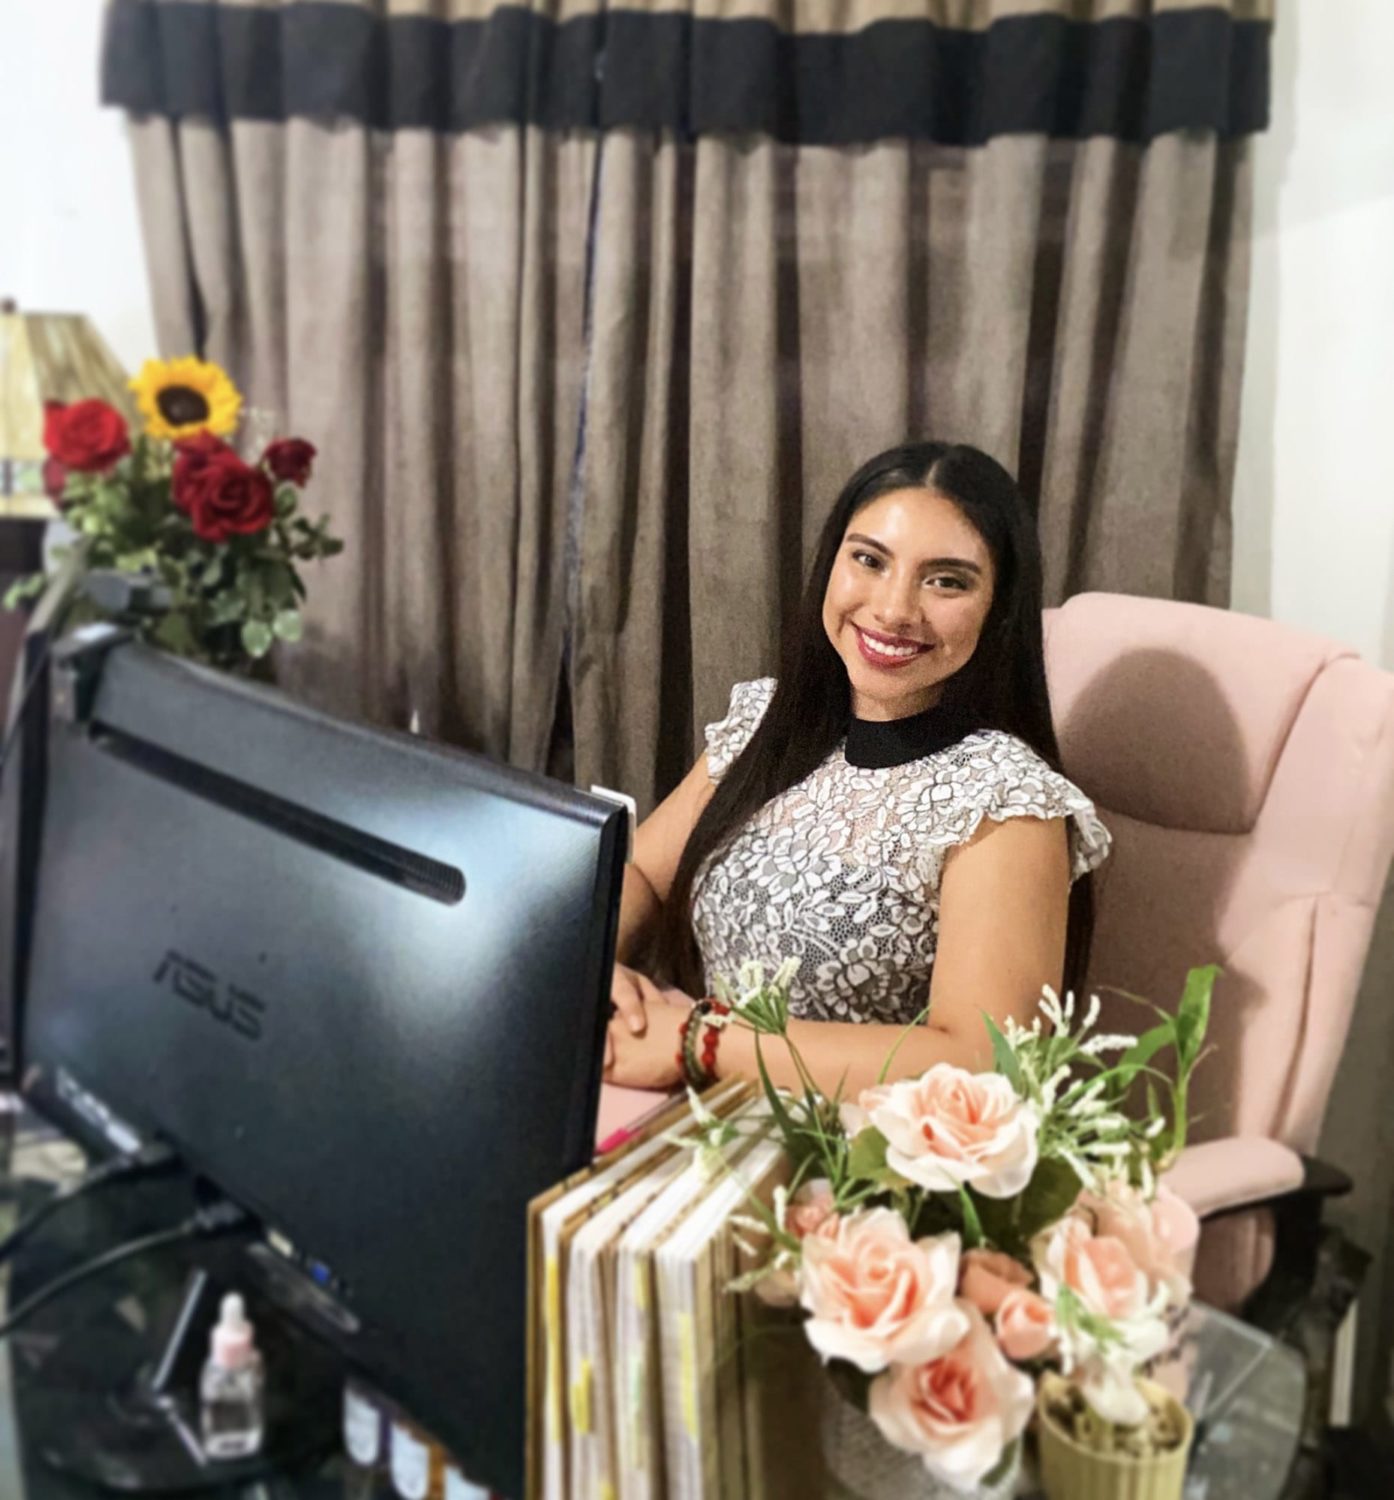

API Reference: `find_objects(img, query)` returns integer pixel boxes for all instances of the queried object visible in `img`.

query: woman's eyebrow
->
[845,534,983,575]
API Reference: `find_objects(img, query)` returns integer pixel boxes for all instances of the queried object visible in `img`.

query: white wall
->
[0,0,157,372]
[1231,0,1394,669]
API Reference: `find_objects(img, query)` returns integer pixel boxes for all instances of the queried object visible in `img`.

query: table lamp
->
[0,297,134,521]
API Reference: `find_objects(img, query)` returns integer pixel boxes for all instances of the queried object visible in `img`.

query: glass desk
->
[0,1104,1306,1499]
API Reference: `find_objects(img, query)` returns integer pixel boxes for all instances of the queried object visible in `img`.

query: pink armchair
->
[1044,592,1394,1314]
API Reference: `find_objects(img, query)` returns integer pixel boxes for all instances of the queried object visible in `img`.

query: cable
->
[0,1199,252,1341]
[0,1140,179,1267]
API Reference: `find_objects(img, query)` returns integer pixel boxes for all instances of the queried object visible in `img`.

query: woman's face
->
[821,487,996,721]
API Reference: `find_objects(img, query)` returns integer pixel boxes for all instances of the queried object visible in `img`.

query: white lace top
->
[691,678,1112,1026]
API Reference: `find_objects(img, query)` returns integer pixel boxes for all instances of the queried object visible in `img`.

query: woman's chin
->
[848,671,941,719]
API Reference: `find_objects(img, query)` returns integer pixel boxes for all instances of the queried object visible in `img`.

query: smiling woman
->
[604,442,1111,1101]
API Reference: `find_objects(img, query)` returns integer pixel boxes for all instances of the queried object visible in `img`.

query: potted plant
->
[680,962,1215,1499]
[1036,1371,1192,1500]
[4,354,341,672]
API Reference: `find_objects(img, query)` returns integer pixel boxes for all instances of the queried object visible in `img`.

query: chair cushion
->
[1045,594,1355,834]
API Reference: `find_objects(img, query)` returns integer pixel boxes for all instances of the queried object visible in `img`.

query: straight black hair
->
[661,440,1095,1003]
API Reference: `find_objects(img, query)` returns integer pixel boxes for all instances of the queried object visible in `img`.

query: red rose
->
[261,437,316,486]
[183,453,275,543]
[42,399,130,472]
[172,431,236,514]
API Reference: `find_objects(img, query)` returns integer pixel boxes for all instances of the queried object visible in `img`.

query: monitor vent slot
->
[91,725,465,906]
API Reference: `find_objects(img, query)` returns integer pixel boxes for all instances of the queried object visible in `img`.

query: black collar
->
[844,701,977,769]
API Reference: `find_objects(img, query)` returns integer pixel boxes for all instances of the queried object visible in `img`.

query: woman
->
[604,442,1110,1100]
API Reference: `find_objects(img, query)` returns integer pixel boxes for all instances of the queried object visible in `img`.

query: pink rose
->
[995,1288,1057,1362]
[799,1211,968,1373]
[1033,1213,1153,1322]
[756,1179,839,1308]
[1033,1213,1169,1427]
[869,1303,1035,1491]
[1088,1182,1199,1308]
[957,1248,1032,1317]
[861,1065,1039,1198]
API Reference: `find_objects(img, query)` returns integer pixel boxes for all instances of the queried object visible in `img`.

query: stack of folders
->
[525,1081,825,1500]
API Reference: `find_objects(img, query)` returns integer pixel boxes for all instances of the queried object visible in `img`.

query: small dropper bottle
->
[200,1293,265,1460]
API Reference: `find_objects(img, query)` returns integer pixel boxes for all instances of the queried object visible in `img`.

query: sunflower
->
[129,356,242,441]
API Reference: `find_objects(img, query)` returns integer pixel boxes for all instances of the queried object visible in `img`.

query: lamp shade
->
[0,300,134,517]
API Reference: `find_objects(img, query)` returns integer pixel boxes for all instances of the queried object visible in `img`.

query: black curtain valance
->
[102,0,1270,146]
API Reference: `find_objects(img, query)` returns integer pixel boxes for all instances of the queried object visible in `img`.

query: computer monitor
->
[18,634,626,1498]
[0,554,82,1084]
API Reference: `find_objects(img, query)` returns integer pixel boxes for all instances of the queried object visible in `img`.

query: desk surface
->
[0,1106,1306,1500]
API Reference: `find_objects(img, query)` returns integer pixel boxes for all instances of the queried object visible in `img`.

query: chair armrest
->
[1161,1137,1307,1218]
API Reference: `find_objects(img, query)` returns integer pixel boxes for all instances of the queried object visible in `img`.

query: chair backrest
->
[1044,593,1394,1154]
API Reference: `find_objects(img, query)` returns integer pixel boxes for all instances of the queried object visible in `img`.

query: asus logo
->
[152,950,266,1042]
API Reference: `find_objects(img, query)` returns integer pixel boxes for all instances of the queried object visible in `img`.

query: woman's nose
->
[871,574,920,632]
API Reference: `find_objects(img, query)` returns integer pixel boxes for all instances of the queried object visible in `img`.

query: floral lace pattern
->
[692,678,1112,1026]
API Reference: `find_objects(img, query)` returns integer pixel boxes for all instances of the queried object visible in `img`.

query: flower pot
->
[819,1375,1021,1500]
[1035,1375,1193,1500]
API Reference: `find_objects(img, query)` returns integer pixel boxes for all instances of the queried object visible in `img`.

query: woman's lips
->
[853,625,931,670]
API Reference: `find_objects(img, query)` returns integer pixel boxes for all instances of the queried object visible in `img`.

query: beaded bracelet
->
[676,1000,731,1090]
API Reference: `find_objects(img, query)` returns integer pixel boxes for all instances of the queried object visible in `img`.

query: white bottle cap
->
[211,1293,256,1370]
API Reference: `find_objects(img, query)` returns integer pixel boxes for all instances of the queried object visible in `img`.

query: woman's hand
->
[604,990,693,1090]
[605,963,670,1066]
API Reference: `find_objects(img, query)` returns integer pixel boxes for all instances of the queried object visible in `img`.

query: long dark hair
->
[661,440,1095,1003]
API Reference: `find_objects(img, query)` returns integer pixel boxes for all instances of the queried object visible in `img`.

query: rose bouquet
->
[4,355,341,671]
[686,962,1215,1498]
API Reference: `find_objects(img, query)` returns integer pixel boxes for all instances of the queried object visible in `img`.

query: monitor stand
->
[21,1266,341,1491]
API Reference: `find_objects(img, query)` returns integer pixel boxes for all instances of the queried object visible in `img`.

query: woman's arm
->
[609,813,1071,1095]
[614,750,714,962]
[606,753,716,1063]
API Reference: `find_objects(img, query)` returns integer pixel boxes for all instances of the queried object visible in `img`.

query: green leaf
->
[958,1187,985,1249]
[877,1005,931,1085]
[1117,1021,1173,1087]
[272,609,303,642]
[1175,965,1218,1073]
[983,1012,1024,1092]
[200,554,226,588]
[275,485,297,519]
[752,1036,799,1147]
[153,612,199,657]
[207,589,246,626]
[241,619,274,658]
[979,1157,1081,1254]
[846,1128,890,1181]
[3,573,49,611]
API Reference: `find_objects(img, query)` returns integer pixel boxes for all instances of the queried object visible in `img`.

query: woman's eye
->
[852,551,882,569]
[926,575,968,591]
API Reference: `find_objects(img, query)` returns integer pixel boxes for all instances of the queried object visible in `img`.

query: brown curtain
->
[103,0,1270,811]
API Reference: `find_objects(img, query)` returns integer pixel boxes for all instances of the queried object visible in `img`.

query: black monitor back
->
[0,559,82,1083]
[20,639,625,1497]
